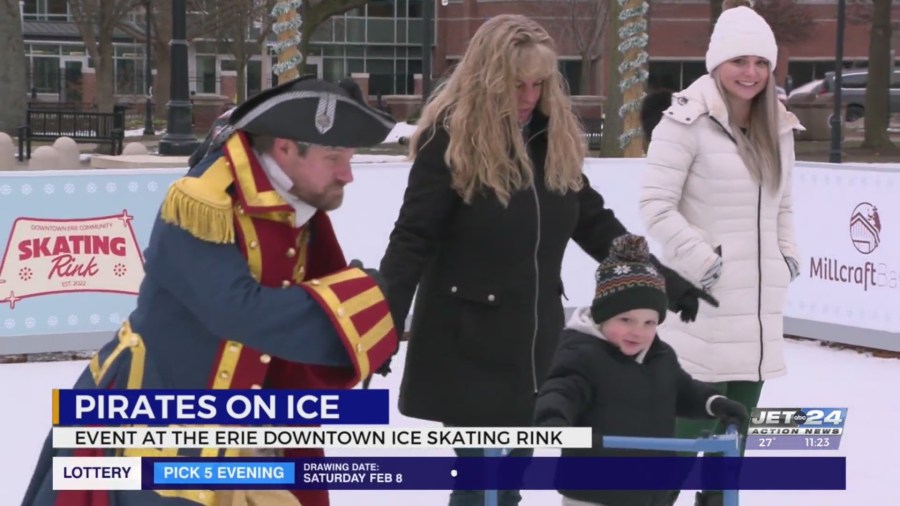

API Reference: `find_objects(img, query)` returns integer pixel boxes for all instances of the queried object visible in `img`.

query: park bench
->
[17,105,126,161]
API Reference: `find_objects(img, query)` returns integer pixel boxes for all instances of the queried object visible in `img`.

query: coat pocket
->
[446,281,515,366]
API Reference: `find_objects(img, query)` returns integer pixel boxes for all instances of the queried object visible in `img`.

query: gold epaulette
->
[160,157,236,244]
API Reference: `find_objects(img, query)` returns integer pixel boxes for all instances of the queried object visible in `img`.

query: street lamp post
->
[159,0,199,155]
[829,0,846,164]
[143,0,154,136]
[422,0,433,102]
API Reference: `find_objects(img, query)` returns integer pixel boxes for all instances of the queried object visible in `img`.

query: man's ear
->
[271,138,293,155]
[267,138,295,167]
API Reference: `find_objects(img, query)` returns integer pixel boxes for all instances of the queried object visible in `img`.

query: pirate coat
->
[22,131,399,506]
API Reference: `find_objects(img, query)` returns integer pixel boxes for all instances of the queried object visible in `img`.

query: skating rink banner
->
[1,161,898,348]
[0,169,183,338]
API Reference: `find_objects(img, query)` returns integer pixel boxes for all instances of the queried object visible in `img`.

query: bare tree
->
[862,0,894,149]
[538,0,610,94]
[68,0,139,113]
[847,0,875,24]
[194,0,275,102]
[116,1,172,121]
[0,0,27,134]
[753,0,814,46]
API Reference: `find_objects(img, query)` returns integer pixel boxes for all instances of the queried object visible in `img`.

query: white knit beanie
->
[705,6,778,73]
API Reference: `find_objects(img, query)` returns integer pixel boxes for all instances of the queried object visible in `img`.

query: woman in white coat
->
[639,3,802,505]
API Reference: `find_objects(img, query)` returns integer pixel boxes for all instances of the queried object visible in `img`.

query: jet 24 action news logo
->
[750,408,846,435]
[0,211,144,309]
[747,408,847,451]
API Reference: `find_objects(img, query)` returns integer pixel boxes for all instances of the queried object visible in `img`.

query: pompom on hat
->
[705,1,778,73]
[591,235,668,325]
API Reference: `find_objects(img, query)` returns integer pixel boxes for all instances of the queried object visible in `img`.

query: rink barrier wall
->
[0,160,897,355]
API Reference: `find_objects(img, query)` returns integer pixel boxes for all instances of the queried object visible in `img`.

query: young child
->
[534,234,749,506]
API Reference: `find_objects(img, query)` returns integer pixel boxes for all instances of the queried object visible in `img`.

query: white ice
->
[1,337,897,505]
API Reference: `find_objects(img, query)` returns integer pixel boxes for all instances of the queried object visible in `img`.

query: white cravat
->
[255,150,317,227]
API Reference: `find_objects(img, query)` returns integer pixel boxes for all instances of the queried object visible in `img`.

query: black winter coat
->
[534,326,720,506]
[379,113,628,426]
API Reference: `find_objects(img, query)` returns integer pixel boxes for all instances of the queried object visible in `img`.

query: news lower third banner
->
[52,456,846,491]
[52,389,391,425]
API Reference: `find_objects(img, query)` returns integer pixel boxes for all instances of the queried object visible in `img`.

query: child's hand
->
[710,397,749,430]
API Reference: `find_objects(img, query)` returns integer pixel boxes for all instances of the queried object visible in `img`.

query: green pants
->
[676,381,764,497]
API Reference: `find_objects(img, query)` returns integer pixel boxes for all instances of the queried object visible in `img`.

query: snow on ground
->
[2,338,897,505]
[381,121,417,144]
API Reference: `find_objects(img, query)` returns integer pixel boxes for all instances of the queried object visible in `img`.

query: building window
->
[113,45,145,96]
[648,60,705,91]
[195,55,217,93]
[368,18,396,43]
[31,56,60,94]
[115,58,140,95]
[367,0,394,18]
[368,59,394,96]
[408,0,422,18]
[785,60,865,90]
[558,60,582,95]
[22,0,68,21]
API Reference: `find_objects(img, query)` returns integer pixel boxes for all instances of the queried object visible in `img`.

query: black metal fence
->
[26,101,150,127]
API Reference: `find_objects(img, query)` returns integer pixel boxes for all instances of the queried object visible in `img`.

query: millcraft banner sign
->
[784,164,898,333]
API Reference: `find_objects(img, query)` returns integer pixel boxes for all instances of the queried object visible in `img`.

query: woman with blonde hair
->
[379,13,712,506]
[639,2,803,505]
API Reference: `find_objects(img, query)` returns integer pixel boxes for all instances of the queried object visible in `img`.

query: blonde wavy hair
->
[409,14,587,205]
[713,65,783,193]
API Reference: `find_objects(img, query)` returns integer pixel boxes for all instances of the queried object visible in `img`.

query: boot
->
[694,491,724,506]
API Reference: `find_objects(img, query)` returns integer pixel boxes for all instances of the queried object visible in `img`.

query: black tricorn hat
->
[226,75,396,148]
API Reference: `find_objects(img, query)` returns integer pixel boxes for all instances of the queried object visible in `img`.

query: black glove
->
[349,259,387,296]
[710,397,749,430]
[650,255,719,322]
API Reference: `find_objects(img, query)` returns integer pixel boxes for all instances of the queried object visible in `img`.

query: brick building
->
[20,0,900,108]
[435,0,900,95]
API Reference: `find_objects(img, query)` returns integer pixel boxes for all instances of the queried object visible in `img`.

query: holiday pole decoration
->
[617,0,649,156]
[271,0,304,81]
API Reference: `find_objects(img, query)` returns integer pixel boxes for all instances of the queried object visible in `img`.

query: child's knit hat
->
[591,235,668,324]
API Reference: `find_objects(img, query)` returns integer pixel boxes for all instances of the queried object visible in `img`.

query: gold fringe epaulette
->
[160,157,236,244]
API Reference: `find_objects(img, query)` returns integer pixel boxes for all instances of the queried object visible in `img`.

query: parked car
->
[821,68,900,122]
[787,78,829,106]
[785,79,837,141]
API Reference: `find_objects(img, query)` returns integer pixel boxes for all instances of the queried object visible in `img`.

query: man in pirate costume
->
[23,77,400,506]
